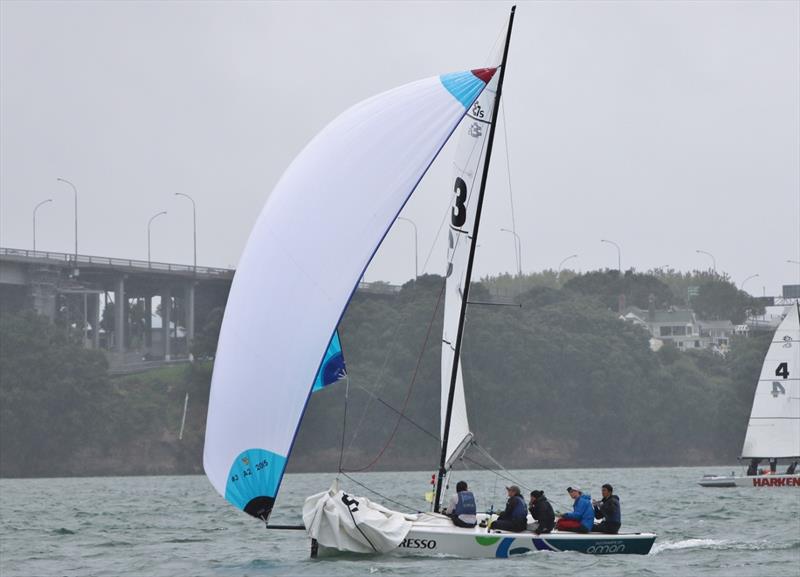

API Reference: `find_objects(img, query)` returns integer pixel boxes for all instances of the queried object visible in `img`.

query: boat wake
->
[652,538,800,555]
[650,538,727,554]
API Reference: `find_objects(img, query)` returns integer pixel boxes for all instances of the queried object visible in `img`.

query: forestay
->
[440,72,500,468]
[741,303,800,459]
[203,69,496,521]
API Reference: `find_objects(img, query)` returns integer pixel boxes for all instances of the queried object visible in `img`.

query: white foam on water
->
[651,538,728,554]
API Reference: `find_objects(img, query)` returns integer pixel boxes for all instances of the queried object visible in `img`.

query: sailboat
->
[699,302,800,488]
[204,6,656,557]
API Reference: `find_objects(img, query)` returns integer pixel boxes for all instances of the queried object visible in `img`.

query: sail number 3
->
[452,177,467,228]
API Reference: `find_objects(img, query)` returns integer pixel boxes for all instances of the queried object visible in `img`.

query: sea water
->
[1,467,798,576]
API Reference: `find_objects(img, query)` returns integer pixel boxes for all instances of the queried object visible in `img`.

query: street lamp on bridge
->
[600,239,621,275]
[740,274,759,293]
[557,254,578,280]
[174,193,197,272]
[500,228,522,276]
[33,198,53,252]
[56,178,78,263]
[148,211,167,267]
[396,216,418,280]
[696,249,716,273]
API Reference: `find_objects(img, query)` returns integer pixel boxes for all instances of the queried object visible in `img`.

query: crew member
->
[444,480,477,528]
[556,486,593,533]
[529,490,555,534]
[491,485,527,532]
[592,483,621,534]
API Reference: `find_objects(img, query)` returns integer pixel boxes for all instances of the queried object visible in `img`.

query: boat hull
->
[698,474,800,488]
[394,526,656,557]
[315,515,656,557]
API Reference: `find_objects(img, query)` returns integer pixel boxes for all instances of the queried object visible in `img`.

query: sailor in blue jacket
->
[490,485,528,532]
[558,486,594,533]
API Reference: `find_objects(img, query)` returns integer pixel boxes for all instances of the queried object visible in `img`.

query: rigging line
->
[471,441,529,489]
[337,376,351,473]
[458,451,529,490]
[420,195,451,275]
[343,295,415,456]
[501,100,519,273]
[343,279,447,472]
[349,383,440,443]
[338,472,422,514]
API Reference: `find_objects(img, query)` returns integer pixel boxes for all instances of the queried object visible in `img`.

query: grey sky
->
[1,1,798,296]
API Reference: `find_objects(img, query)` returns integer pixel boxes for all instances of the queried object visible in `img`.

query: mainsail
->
[741,303,800,459]
[440,73,500,468]
[203,69,497,521]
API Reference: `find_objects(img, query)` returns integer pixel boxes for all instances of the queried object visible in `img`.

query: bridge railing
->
[0,247,234,277]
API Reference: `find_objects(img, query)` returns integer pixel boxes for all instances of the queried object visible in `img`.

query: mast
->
[434,5,516,513]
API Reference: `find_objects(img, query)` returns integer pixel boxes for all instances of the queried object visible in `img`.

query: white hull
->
[316,513,656,557]
[698,473,800,488]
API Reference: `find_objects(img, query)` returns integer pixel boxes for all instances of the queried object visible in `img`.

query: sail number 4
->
[771,363,789,398]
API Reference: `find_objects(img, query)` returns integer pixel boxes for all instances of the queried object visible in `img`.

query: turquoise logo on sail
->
[312,330,347,393]
[225,448,287,517]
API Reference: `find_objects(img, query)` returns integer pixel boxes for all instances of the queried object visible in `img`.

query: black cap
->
[531,490,544,499]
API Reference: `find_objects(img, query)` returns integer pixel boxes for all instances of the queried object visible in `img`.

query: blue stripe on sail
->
[225,448,287,511]
[439,71,486,109]
[311,330,347,393]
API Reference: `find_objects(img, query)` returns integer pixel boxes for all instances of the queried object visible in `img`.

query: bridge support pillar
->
[144,296,153,353]
[115,276,125,353]
[162,287,172,360]
[90,293,100,349]
[184,282,195,358]
[30,266,58,320]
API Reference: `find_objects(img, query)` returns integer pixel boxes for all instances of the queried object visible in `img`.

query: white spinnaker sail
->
[741,303,800,459]
[440,73,499,468]
[203,69,496,520]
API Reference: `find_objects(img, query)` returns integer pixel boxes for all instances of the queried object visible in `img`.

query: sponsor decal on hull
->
[398,538,437,550]
[752,477,800,487]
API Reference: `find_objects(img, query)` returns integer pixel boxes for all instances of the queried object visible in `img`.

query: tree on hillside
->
[563,269,674,311]
[0,311,109,476]
[692,279,764,323]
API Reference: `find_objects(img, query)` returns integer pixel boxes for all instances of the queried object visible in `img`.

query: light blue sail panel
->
[439,69,493,108]
[225,448,287,519]
[311,330,347,393]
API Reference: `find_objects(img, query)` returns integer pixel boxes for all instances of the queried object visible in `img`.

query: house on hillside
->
[621,305,734,353]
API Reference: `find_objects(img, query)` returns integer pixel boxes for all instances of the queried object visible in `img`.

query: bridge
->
[0,247,234,372]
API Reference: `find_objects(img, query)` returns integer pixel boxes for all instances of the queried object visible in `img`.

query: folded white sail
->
[741,303,800,459]
[303,481,414,553]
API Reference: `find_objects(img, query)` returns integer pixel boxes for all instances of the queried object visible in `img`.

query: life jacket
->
[453,491,477,517]
[510,495,527,520]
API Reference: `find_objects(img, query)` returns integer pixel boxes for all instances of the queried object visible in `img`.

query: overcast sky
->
[1,1,798,296]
